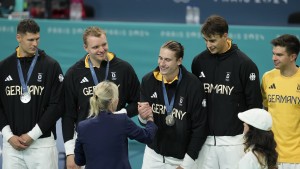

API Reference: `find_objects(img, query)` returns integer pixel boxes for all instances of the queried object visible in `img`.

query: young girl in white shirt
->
[238,108,278,169]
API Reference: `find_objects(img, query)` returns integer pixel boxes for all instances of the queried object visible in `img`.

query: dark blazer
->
[74,111,157,169]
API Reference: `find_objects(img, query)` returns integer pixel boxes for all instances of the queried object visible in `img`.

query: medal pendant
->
[20,92,31,103]
[165,115,175,126]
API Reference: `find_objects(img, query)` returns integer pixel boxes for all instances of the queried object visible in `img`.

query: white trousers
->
[193,144,244,169]
[278,163,300,169]
[141,145,183,169]
[2,136,58,169]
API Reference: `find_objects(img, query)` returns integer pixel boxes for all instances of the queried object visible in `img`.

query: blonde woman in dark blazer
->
[74,81,157,169]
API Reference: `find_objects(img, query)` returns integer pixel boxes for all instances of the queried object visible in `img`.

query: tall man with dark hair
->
[0,18,64,169]
[191,15,262,169]
[261,34,300,169]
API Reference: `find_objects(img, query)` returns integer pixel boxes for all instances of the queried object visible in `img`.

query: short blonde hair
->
[83,26,106,46]
[89,81,118,117]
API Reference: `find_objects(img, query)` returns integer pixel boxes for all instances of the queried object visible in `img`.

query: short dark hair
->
[161,40,184,60]
[271,34,300,56]
[201,15,228,37]
[17,19,40,35]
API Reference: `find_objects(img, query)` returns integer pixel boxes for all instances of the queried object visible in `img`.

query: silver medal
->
[20,92,31,103]
[165,115,175,126]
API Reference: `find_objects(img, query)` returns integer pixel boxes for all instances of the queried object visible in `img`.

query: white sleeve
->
[27,124,43,140]
[180,154,195,169]
[138,114,147,124]
[64,132,77,155]
[1,125,14,142]
[0,132,2,155]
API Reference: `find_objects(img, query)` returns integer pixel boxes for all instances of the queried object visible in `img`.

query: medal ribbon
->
[161,68,182,115]
[17,50,39,93]
[88,58,110,85]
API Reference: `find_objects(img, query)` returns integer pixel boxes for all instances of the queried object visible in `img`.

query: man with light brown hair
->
[62,26,140,169]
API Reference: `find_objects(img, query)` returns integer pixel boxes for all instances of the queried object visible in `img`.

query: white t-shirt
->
[239,151,267,169]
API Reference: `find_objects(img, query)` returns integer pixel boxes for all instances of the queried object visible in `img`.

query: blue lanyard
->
[17,50,39,93]
[161,68,182,115]
[88,58,110,85]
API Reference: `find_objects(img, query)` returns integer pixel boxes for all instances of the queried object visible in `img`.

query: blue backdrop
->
[83,0,300,26]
